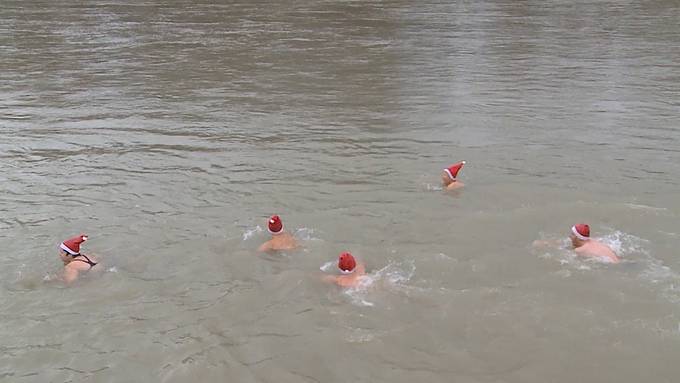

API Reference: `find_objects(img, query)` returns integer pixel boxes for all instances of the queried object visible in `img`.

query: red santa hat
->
[444,161,466,180]
[571,224,590,241]
[60,234,88,255]
[338,252,356,274]
[268,215,284,235]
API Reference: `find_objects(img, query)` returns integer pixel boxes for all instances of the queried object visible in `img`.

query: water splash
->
[539,230,680,304]
[598,230,649,258]
[424,183,443,191]
[294,227,321,241]
[242,225,263,241]
[346,328,376,343]
[536,231,646,265]
[372,260,416,286]
[320,261,335,272]
[341,261,417,307]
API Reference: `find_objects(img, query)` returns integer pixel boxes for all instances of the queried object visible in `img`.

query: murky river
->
[2,1,680,382]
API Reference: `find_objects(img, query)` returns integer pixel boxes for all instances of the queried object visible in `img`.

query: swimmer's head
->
[59,234,88,263]
[338,252,356,274]
[268,215,284,235]
[442,161,466,185]
[570,224,590,247]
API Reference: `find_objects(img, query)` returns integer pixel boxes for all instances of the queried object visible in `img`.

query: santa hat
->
[338,252,356,274]
[444,161,466,180]
[571,224,590,241]
[268,215,284,235]
[60,234,88,255]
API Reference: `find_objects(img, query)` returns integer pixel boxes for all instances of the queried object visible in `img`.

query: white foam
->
[640,256,678,285]
[346,328,376,342]
[373,261,416,285]
[436,252,455,260]
[598,230,649,257]
[320,261,335,272]
[242,225,263,241]
[625,203,667,212]
[553,269,571,278]
[343,276,376,306]
[343,291,375,307]
[583,231,680,305]
[341,261,417,307]
[294,227,321,241]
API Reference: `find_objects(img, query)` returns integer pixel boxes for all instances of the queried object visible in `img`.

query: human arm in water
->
[258,240,273,253]
[446,181,464,190]
[321,274,338,284]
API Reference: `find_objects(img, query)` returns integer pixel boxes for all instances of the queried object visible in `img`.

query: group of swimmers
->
[57,160,619,285]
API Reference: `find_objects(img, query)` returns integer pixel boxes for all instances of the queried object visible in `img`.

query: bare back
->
[258,232,299,252]
[331,263,367,288]
[63,254,100,283]
[575,240,619,263]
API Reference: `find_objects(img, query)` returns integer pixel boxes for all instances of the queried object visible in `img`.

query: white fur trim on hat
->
[571,225,589,241]
[268,223,284,235]
[339,268,355,274]
[59,242,78,255]
[443,161,466,180]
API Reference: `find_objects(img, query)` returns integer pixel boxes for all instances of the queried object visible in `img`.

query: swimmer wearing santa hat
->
[322,252,366,288]
[533,224,620,263]
[58,234,100,283]
[442,161,466,190]
[569,224,620,263]
[258,215,299,252]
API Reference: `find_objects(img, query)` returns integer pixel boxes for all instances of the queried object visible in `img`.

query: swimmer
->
[533,224,620,263]
[569,224,620,263]
[257,215,299,252]
[59,234,100,283]
[322,252,366,288]
[442,161,466,190]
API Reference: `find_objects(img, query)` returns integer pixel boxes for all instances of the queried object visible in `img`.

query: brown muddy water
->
[1,1,680,382]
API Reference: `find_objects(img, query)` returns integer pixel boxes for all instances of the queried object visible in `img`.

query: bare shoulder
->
[447,182,464,190]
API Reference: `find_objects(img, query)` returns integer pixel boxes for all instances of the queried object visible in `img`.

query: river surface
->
[2,1,680,382]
